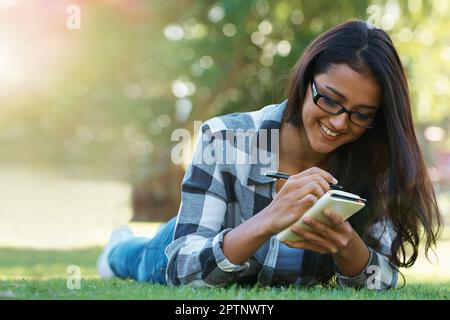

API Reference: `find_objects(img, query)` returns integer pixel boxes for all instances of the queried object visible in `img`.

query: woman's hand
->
[285,208,357,257]
[261,167,338,236]
[224,166,337,266]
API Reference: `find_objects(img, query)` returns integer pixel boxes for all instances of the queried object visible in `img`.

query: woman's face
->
[301,63,381,154]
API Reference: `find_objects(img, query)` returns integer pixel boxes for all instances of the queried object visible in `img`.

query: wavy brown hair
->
[284,20,442,285]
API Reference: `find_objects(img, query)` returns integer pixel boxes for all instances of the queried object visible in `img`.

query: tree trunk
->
[131,164,185,222]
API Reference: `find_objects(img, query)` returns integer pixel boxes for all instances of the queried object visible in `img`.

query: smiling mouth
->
[319,121,342,137]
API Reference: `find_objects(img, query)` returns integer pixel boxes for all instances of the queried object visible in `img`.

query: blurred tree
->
[0,0,448,221]
[126,0,373,221]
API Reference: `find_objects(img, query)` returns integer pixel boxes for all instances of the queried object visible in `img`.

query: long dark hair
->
[285,20,442,286]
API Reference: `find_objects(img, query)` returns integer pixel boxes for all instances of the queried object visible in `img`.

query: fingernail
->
[324,209,330,216]
[304,217,311,223]
[332,178,338,184]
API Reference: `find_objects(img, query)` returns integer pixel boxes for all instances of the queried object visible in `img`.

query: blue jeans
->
[108,217,176,284]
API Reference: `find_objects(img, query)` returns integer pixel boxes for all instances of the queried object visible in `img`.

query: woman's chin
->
[311,141,339,154]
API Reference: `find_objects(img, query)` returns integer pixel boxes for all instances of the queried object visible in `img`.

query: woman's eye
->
[322,97,340,109]
[355,112,370,120]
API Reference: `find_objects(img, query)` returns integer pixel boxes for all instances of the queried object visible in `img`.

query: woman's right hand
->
[261,167,338,236]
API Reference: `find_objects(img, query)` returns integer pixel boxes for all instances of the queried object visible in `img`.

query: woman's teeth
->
[320,122,340,137]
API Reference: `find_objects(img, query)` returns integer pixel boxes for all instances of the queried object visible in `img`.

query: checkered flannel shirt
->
[165,100,398,289]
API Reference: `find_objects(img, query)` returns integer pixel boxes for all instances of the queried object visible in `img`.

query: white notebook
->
[276,190,366,243]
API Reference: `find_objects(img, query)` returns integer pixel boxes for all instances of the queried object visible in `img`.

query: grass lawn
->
[0,247,449,300]
[1,169,448,300]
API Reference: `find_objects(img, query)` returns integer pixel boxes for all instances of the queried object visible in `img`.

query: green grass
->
[0,247,449,300]
[1,279,449,300]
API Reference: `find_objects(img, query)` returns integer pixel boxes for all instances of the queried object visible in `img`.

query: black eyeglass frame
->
[310,79,377,129]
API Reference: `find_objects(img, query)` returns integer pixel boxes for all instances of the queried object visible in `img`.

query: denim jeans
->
[108,217,177,284]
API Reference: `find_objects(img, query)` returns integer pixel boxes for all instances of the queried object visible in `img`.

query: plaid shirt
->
[165,100,398,290]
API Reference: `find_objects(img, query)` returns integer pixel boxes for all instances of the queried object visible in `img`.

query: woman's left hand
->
[285,209,356,257]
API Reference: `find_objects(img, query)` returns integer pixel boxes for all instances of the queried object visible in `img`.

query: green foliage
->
[0,0,373,180]
[0,0,448,181]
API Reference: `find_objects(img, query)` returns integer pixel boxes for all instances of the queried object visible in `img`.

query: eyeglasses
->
[311,79,377,129]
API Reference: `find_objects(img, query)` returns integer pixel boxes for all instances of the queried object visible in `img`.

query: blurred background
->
[0,0,449,284]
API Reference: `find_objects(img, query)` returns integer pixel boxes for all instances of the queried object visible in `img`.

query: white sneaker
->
[97,225,133,279]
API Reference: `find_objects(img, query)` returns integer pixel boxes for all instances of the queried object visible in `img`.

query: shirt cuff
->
[212,228,250,273]
[336,246,376,288]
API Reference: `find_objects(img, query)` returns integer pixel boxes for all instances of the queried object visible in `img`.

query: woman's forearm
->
[222,207,273,265]
[332,231,370,277]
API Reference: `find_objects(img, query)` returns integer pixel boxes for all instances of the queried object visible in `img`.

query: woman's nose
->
[328,112,349,131]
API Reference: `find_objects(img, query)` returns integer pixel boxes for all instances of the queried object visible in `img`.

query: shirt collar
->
[246,100,288,186]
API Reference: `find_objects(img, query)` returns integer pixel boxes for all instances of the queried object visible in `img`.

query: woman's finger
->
[296,180,326,200]
[302,216,337,239]
[296,174,331,194]
[323,209,346,230]
[291,166,338,185]
[285,240,327,254]
[289,225,347,255]
[296,194,318,212]
[291,225,336,251]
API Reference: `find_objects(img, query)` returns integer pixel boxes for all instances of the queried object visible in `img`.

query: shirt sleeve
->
[336,219,399,290]
[165,121,251,287]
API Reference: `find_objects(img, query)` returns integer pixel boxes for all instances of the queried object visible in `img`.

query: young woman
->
[97,20,442,290]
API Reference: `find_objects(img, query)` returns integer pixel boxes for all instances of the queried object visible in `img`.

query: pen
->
[265,171,343,190]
